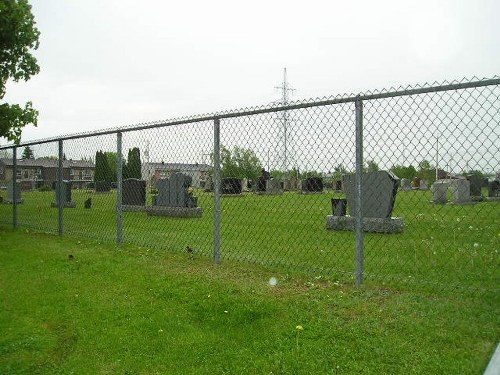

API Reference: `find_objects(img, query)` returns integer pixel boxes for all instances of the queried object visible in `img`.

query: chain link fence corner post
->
[117,132,123,245]
[213,118,221,263]
[355,98,364,287]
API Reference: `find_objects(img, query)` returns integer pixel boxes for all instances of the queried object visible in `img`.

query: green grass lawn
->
[0,227,498,374]
[0,188,498,294]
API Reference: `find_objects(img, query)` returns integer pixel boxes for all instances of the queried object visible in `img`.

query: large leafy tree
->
[217,145,262,180]
[0,0,40,143]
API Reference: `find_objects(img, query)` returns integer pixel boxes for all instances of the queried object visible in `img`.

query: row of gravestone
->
[400,178,429,191]
[431,178,500,204]
[205,176,324,195]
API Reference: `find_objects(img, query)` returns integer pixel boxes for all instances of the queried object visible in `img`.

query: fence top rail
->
[1,76,499,149]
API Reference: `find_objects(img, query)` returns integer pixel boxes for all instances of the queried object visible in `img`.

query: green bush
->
[37,185,52,192]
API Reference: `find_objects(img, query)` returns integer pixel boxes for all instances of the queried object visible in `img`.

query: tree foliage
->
[21,145,33,159]
[94,150,112,183]
[0,0,40,143]
[364,160,380,172]
[390,164,417,180]
[124,147,141,179]
[214,145,262,180]
[104,152,118,182]
[416,159,436,184]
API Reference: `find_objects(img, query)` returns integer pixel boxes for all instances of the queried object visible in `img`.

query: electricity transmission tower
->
[273,68,298,184]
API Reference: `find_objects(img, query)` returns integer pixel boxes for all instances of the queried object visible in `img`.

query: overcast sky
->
[2,0,499,145]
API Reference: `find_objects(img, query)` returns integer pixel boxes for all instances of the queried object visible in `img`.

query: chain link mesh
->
[0,77,498,295]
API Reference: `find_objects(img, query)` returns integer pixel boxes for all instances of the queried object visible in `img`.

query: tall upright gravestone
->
[342,171,399,218]
[6,181,23,204]
[326,171,403,233]
[51,180,76,208]
[147,172,202,217]
[122,178,146,210]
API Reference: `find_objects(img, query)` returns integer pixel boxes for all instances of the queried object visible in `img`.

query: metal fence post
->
[117,132,123,244]
[213,118,221,263]
[58,139,64,236]
[12,147,17,228]
[355,98,364,287]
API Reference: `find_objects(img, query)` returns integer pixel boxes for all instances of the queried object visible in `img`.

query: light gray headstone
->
[266,179,282,194]
[420,180,429,190]
[431,180,449,203]
[342,171,400,218]
[400,178,412,191]
[450,179,470,203]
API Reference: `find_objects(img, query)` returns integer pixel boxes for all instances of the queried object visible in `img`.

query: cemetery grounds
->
[0,187,498,373]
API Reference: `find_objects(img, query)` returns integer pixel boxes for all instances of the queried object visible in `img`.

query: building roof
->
[146,162,211,172]
[0,158,94,168]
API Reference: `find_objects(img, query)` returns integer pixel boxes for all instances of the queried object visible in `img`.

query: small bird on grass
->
[186,246,194,259]
[68,254,74,260]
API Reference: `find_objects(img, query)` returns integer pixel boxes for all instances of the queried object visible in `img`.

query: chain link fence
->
[1,77,499,295]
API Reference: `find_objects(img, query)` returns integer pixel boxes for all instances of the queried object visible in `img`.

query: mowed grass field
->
[0,227,499,374]
[0,187,498,293]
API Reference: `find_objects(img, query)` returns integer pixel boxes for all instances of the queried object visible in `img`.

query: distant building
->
[0,158,95,190]
[142,162,211,188]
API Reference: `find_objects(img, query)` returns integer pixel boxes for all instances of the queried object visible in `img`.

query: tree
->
[104,152,118,182]
[417,159,435,184]
[125,147,141,179]
[332,164,348,180]
[94,150,112,183]
[391,164,417,180]
[0,0,40,143]
[21,145,34,159]
[364,160,380,172]
[213,145,262,180]
[231,146,261,181]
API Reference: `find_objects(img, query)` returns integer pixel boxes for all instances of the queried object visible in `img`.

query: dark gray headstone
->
[302,177,323,192]
[488,180,500,197]
[50,180,76,208]
[331,198,347,216]
[55,180,72,204]
[466,175,483,197]
[170,172,188,207]
[6,181,23,204]
[122,179,146,206]
[342,171,399,218]
[221,178,242,194]
[153,173,198,208]
[155,178,171,206]
[95,180,111,192]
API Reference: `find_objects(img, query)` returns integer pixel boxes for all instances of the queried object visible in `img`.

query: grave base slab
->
[122,205,146,212]
[255,191,283,196]
[51,202,76,208]
[4,199,24,204]
[146,206,203,218]
[326,215,404,234]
